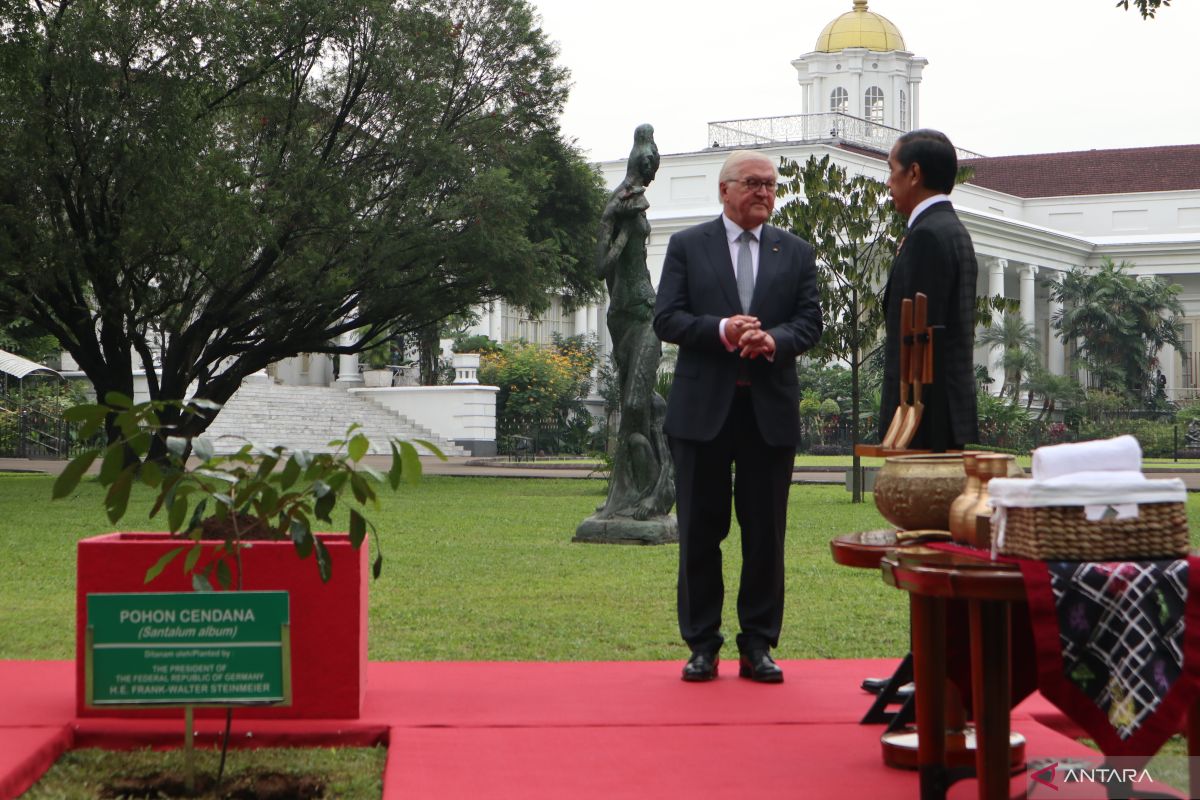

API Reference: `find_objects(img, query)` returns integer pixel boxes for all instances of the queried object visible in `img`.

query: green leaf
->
[314,490,335,523]
[399,441,422,485]
[98,444,126,485]
[188,398,223,412]
[186,499,208,537]
[372,553,383,580]
[215,559,233,590]
[314,537,332,583]
[192,572,214,592]
[139,460,163,488]
[166,436,189,460]
[168,491,190,533]
[280,457,301,489]
[63,404,106,424]
[413,439,444,461]
[290,519,313,559]
[103,391,133,409]
[388,442,403,489]
[348,433,369,462]
[183,543,203,575]
[144,547,184,584]
[350,472,369,504]
[349,509,366,548]
[53,450,98,498]
[193,437,215,463]
[104,466,136,524]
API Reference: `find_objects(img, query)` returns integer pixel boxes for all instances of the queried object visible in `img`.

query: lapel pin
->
[772,246,780,252]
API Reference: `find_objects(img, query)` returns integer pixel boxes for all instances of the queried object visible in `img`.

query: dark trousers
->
[669,389,795,655]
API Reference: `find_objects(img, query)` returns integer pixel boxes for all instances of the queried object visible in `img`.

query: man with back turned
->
[653,150,823,683]
[880,129,979,452]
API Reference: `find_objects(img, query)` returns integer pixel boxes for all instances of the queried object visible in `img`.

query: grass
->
[1,472,907,661]
[21,746,386,800]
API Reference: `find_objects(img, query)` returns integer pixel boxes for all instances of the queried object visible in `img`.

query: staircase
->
[202,381,468,456]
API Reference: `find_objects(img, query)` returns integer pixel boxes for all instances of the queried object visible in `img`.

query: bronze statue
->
[575,124,676,544]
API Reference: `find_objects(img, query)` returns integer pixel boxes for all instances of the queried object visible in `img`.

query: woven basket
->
[998,502,1189,561]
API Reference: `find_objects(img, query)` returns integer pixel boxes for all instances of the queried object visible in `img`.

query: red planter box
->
[76,532,367,719]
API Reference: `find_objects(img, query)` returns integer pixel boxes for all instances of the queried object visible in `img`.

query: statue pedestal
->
[573,514,678,545]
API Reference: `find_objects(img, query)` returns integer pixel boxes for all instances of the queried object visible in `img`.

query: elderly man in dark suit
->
[880,129,979,452]
[653,150,823,683]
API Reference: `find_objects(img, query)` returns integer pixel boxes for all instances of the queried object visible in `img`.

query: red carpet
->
[0,658,1101,799]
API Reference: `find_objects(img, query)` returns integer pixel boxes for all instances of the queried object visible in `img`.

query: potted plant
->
[57,393,437,720]
[361,339,396,387]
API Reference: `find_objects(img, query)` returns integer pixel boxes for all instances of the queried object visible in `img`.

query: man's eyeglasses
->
[725,178,777,192]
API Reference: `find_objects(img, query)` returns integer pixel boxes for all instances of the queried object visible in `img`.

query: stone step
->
[203,382,468,457]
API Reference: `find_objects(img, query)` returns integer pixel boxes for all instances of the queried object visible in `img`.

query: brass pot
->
[948,452,984,544]
[873,453,965,532]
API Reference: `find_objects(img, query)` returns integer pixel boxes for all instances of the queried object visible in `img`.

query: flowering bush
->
[478,335,597,454]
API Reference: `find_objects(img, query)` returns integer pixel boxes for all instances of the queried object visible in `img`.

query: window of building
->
[830,87,848,114]
[899,90,907,128]
[865,86,884,124]
[501,295,572,345]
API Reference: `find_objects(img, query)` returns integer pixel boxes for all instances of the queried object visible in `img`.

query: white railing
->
[706,112,983,160]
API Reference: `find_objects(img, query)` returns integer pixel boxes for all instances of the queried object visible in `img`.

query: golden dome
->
[814,0,906,53]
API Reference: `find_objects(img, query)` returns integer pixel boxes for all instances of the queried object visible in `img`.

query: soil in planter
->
[191,513,278,541]
[101,770,324,799]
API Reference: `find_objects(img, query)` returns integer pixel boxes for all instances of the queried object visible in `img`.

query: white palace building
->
[468,0,1200,405]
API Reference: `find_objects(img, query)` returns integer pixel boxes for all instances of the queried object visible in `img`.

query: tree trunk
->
[417,324,440,386]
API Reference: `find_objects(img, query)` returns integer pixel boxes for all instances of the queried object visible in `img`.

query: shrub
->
[478,335,597,455]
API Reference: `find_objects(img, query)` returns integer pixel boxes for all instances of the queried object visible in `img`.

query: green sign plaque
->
[86,591,290,706]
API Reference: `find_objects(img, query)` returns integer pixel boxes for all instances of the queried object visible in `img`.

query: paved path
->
[6,455,1200,489]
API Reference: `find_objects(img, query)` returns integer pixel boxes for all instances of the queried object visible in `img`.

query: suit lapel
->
[704,217,741,312]
[750,225,782,314]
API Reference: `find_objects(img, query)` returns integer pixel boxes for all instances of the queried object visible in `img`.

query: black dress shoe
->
[738,650,783,683]
[681,651,719,682]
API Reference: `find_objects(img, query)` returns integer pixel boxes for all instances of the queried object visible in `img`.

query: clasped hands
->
[726,314,775,359]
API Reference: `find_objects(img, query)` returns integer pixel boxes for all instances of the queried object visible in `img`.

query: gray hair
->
[718,150,777,183]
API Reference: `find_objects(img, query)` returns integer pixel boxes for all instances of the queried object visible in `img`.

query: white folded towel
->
[1031,435,1142,481]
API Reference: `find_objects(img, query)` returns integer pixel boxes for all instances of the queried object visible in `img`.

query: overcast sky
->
[528,0,1199,164]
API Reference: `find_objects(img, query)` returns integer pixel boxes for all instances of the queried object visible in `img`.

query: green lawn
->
[0,472,905,662]
[6,472,1200,664]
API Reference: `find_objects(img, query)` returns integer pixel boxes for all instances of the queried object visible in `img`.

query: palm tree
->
[1021,367,1084,420]
[978,314,1040,403]
[1051,259,1184,403]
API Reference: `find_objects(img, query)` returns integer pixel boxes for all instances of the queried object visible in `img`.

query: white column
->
[488,300,502,342]
[988,259,1007,394]
[336,329,362,385]
[574,305,589,339]
[1048,275,1066,376]
[1019,264,1038,329]
[911,82,920,128]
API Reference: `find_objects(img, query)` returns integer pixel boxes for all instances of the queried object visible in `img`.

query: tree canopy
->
[0,0,603,449]
[1050,258,1183,402]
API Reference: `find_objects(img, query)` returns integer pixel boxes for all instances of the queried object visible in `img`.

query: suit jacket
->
[879,201,979,451]
[653,216,823,447]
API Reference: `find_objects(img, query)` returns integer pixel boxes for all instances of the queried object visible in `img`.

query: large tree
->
[1050,258,1183,403]
[0,0,603,452]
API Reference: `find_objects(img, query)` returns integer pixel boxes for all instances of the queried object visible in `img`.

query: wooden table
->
[832,532,1024,775]
[881,546,1200,800]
